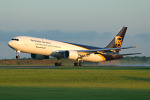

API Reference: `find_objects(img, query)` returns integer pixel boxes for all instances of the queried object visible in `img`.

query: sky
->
[0,0,150,59]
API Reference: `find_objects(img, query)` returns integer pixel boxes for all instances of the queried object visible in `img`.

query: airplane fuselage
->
[8,36,107,62]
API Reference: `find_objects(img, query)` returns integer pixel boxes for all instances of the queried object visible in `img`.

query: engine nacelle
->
[64,50,79,60]
[31,54,49,60]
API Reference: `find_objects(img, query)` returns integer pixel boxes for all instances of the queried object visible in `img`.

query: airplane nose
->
[8,41,14,48]
[8,41,11,46]
[8,41,12,47]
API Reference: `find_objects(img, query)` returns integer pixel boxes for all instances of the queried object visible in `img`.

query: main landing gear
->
[74,62,83,66]
[15,50,20,59]
[54,58,83,66]
[55,58,63,66]
[74,59,83,66]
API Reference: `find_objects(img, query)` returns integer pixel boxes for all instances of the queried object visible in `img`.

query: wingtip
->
[133,46,138,48]
[136,53,143,55]
[123,26,128,28]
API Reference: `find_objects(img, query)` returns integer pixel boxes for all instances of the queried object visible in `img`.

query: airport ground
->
[0,66,150,100]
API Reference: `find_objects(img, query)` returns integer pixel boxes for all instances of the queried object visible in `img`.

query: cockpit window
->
[11,39,19,41]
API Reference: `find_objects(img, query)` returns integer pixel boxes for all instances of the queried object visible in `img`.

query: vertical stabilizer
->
[105,27,127,48]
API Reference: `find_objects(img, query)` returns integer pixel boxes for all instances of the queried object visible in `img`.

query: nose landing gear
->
[15,50,20,59]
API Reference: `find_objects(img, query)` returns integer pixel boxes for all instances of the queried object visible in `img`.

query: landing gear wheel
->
[16,56,20,59]
[55,62,58,66]
[55,61,63,66]
[74,62,78,66]
[59,62,63,66]
[79,62,83,66]
[55,58,63,66]
[74,62,82,66]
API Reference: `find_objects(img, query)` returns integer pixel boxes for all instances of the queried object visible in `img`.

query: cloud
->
[0,42,14,59]
[135,33,150,42]
[0,29,113,45]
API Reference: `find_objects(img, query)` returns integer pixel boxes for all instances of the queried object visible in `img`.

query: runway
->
[0,66,58,69]
[0,65,150,69]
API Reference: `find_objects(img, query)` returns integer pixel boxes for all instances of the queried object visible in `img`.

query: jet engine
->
[31,54,49,60]
[64,50,79,60]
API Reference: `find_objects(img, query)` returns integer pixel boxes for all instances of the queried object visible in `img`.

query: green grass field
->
[0,67,150,100]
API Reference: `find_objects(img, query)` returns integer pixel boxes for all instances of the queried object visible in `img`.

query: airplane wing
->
[77,46,138,53]
[52,46,141,59]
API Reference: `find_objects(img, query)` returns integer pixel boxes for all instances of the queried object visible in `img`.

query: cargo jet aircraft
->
[8,27,141,66]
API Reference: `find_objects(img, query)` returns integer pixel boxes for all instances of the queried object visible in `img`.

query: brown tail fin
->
[105,27,127,48]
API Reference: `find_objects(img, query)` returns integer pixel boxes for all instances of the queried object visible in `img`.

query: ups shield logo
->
[115,36,122,48]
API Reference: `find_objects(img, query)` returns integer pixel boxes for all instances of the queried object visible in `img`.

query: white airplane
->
[8,27,141,66]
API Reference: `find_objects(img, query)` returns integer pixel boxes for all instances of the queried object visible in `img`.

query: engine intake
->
[64,50,79,60]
